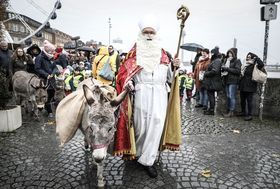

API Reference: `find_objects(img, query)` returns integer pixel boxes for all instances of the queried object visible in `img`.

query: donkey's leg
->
[30,95,39,119]
[96,162,105,188]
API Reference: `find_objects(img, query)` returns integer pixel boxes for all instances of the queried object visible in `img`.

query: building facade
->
[3,11,72,47]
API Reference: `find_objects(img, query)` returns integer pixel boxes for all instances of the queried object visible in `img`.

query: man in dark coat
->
[239,52,264,121]
[35,40,58,118]
[221,48,241,117]
[0,40,12,77]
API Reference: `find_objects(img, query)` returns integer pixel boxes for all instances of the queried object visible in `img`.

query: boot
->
[143,165,158,178]
[202,106,208,110]
[236,112,245,117]
[204,110,214,115]
[223,110,234,118]
[244,116,253,121]
[195,104,203,108]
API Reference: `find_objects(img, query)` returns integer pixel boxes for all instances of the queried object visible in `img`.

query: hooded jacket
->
[222,48,241,84]
[204,48,223,91]
[92,46,116,85]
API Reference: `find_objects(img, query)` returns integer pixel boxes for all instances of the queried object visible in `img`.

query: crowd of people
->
[0,38,124,117]
[181,46,264,121]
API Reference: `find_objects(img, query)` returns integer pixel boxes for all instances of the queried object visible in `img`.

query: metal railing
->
[266,64,280,72]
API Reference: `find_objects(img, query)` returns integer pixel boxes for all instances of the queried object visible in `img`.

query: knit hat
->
[43,40,56,54]
[138,14,160,32]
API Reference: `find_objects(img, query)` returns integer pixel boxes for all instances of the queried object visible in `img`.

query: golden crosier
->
[177,5,190,27]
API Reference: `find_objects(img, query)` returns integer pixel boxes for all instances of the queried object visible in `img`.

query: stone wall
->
[216,78,280,119]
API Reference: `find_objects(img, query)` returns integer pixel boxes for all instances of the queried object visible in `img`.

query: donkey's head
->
[31,79,48,110]
[83,84,118,163]
[53,75,65,103]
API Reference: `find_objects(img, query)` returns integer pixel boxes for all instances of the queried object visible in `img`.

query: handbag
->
[99,58,114,81]
[252,64,267,83]
[199,71,205,81]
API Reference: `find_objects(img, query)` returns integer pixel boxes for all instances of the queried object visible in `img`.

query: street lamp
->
[108,17,112,45]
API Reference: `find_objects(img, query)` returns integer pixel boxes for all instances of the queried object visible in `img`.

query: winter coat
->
[193,58,211,90]
[0,49,12,77]
[92,46,116,85]
[204,58,223,91]
[222,48,241,85]
[26,54,36,74]
[11,58,29,74]
[239,58,264,93]
[54,53,68,69]
[35,51,58,79]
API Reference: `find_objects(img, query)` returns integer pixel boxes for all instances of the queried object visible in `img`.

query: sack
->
[252,64,267,83]
[199,71,205,81]
[99,58,114,81]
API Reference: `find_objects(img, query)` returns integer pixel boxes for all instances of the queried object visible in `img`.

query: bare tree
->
[0,0,9,39]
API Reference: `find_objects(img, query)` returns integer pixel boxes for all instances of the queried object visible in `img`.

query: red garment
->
[113,44,170,158]
[53,48,63,60]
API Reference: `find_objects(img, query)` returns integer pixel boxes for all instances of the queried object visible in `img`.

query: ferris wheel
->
[6,0,62,44]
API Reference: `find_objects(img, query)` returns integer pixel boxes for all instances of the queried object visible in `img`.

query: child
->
[185,72,194,101]
[65,66,84,92]
[178,70,187,101]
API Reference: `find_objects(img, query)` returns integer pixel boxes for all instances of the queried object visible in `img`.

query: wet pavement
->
[0,100,280,189]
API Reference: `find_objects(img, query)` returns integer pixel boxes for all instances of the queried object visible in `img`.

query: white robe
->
[133,63,172,166]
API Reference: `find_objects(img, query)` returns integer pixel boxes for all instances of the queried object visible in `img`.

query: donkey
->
[12,71,48,118]
[79,84,128,188]
[52,75,66,106]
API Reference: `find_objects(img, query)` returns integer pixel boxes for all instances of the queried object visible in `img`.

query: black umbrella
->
[77,46,95,53]
[180,43,204,52]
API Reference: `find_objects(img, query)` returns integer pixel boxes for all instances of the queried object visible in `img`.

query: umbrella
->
[77,46,95,53]
[180,43,204,52]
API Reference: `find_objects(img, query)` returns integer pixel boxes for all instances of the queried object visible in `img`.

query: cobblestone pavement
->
[0,100,280,189]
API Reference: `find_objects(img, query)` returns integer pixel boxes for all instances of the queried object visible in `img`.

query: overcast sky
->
[9,0,280,64]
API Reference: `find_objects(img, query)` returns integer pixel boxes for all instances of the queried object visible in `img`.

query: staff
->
[159,5,190,160]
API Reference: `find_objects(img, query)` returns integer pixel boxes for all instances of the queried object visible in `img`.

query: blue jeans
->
[226,84,238,111]
[199,87,208,107]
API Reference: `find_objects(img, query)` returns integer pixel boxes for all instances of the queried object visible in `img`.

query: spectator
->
[193,48,211,110]
[34,40,58,118]
[11,47,32,74]
[0,40,12,77]
[203,47,223,115]
[239,52,264,121]
[221,48,241,117]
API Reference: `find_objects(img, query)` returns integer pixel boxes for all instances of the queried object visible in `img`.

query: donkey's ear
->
[83,85,95,105]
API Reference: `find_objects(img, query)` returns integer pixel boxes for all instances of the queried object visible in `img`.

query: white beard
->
[136,32,161,73]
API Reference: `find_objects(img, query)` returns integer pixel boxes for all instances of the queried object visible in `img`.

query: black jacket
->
[35,51,58,79]
[222,48,241,85]
[54,54,68,69]
[239,58,264,93]
[0,49,12,77]
[204,58,223,91]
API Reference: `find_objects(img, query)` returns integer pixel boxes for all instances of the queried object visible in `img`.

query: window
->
[11,24,18,32]
[20,26,25,33]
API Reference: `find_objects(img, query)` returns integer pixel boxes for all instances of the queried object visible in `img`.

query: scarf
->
[221,57,232,76]
[241,59,254,76]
